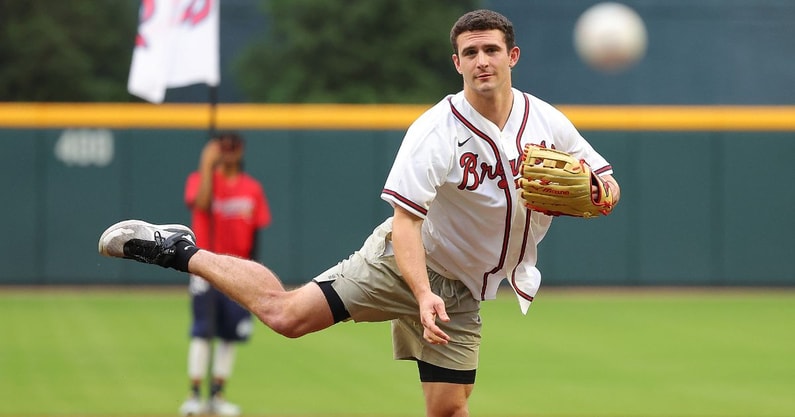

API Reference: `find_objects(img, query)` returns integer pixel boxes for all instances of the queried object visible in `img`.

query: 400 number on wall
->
[54,129,114,167]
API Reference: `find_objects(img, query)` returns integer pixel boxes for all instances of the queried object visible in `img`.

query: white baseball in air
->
[573,2,648,73]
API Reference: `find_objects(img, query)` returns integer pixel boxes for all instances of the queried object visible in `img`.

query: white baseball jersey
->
[381,89,613,314]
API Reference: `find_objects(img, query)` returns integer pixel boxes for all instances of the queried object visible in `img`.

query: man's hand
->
[199,139,222,172]
[192,139,223,212]
[418,291,451,345]
[391,206,451,345]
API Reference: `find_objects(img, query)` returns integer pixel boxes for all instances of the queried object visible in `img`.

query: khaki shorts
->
[314,219,482,371]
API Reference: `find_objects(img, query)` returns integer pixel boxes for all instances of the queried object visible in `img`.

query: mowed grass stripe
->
[1,288,793,417]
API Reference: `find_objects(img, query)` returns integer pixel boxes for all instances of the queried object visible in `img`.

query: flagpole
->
[205,84,219,397]
[208,85,218,139]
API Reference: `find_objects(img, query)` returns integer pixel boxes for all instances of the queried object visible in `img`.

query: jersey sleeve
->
[547,104,613,176]
[184,172,201,208]
[184,172,210,247]
[381,105,454,218]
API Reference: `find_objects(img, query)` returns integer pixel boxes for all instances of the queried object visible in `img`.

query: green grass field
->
[1,287,793,417]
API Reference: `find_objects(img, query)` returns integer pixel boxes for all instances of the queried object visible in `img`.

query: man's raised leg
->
[186,250,335,338]
[99,220,336,338]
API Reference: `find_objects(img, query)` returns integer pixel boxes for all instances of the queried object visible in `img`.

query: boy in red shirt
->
[181,132,271,416]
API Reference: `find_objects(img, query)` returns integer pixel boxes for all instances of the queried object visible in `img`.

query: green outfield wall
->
[1,104,793,286]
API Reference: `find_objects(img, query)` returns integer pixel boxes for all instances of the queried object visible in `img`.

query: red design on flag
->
[135,0,155,47]
[127,0,219,103]
[182,0,212,25]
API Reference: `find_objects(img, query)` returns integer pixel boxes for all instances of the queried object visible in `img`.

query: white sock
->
[188,338,211,381]
[212,341,237,379]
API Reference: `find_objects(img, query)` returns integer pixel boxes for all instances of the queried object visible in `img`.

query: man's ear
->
[452,53,462,74]
[509,46,521,68]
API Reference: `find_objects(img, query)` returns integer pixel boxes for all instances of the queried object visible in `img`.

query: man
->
[99,10,620,417]
[180,132,271,416]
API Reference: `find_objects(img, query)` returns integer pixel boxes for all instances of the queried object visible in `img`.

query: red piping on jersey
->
[382,189,428,216]
[594,165,613,175]
[510,209,535,302]
[448,95,530,300]
[510,95,535,303]
[515,94,531,155]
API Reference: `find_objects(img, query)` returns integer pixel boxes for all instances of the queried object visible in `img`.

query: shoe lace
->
[153,231,165,246]
[154,231,178,259]
[137,231,174,265]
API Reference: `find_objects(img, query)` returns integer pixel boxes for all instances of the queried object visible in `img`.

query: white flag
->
[128,0,220,103]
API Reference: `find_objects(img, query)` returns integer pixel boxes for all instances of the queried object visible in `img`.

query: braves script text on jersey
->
[381,89,612,313]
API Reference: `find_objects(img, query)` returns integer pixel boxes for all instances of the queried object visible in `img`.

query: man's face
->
[219,136,243,165]
[452,29,519,96]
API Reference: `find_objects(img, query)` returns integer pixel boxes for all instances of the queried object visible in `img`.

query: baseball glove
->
[517,144,614,218]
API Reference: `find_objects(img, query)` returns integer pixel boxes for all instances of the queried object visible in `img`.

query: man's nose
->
[476,51,489,67]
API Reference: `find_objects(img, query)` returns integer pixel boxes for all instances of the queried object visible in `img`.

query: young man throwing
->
[99,9,620,417]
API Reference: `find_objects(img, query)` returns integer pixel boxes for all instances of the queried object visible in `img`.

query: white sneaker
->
[179,396,207,416]
[209,397,241,417]
[98,219,196,268]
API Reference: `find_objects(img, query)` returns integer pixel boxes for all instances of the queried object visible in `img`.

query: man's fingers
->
[427,298,450,322]
[422,314,450,343]
[419,295,451,344]
[431,324,450,342]
[436,306,450,322]
[423,326,450,345]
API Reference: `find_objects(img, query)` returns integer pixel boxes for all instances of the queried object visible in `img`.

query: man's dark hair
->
[215,131,243,144]
[450,9,516,54]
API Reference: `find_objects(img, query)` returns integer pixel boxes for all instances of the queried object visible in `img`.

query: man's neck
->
[218,164,241,179]
[464,87,514,130]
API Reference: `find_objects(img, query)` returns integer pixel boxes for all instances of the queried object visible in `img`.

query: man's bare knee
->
[423,382,473,417]
[251,283,334,339]
[426,399,469,417]
[262,308,314,339]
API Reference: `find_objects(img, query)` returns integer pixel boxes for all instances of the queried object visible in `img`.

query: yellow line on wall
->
[1,103,794,131]
[561,105,795,131]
